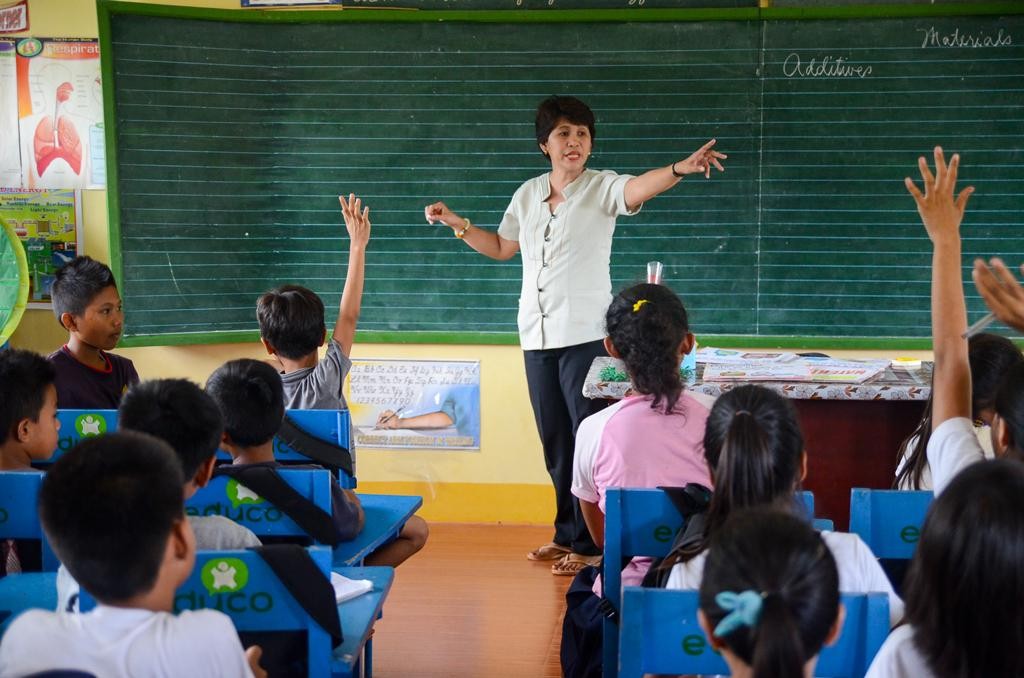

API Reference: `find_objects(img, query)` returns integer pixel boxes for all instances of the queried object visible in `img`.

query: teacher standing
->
[424,96,726,575]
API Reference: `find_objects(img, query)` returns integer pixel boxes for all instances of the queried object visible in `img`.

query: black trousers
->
[523,339,610,556]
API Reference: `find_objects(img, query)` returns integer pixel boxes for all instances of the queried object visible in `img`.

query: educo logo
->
[74,413,106,438]
[201,558,249,595]
[226,479,264,509]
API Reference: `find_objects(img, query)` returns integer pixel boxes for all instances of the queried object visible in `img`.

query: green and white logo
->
[226,479,264,509]
[74,413,106,437]
[201,557,249,595]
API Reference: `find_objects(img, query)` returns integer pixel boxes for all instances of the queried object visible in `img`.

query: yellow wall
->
[6,0,932,524]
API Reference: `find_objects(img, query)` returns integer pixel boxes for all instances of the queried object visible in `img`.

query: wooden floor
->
[370,523,572,678]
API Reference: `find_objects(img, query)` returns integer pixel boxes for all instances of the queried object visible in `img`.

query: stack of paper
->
[700,352,889,384]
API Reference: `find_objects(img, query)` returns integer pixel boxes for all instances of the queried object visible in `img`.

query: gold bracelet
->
[455,219,472,239]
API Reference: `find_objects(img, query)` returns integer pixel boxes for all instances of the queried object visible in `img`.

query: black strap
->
[658,483,713,519]
[214,465,341,546]
[253,544,343,645]
[278,415,354,478]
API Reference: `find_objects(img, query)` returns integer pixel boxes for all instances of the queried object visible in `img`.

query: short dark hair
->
[605,283,689,413]
[700,509,840,678]
[535,96,596,155]
[904,459,1024,677]
[256,284,326,360]
[0,349,56,445]
[119,379,224,480]
[206,359,284,448]
[50,256,118,325]
[39,431,186,604]
[994,361,1024,461]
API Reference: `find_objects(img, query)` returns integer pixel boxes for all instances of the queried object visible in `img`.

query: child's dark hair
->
[605,283,689,413]
[119,379,224,480]
[535,96,596,155]
[50,255,117,325]
[206,358,284,448]
[903,459,1024,677]
[676,385,805,564]
[39,431,185,603]
[256,284,326,360]
[993,361,1024,462]
[0,349,56,445]
[700,509,840,678]
[895,333,1023,489]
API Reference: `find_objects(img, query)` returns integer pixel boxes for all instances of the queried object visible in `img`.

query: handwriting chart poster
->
[16,38,105,189]
[347,359,481,451]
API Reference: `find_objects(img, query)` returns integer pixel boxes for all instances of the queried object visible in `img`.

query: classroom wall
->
[7,0,930,524]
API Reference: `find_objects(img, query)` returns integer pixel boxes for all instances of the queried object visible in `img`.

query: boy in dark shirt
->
[48,256,138,409]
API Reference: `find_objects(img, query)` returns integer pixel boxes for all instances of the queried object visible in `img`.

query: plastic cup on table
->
[647,261,664,284]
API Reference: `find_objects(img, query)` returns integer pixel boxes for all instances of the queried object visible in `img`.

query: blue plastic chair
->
[186,468,334,541]
[45,410,119,465]
[79,547,392,678]
[0,471,59,570]
[601,488,821,678]
[618,587,889,678]
[849,489,933,560]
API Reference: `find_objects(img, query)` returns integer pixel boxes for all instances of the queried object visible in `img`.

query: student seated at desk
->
[0,349,60,576]
[664,385,903,628]
[698,509,843,678]
[0,432,265,677]
[894,333,1021,490]
[57,378,262,612]
[47,256,139,409]
[207,359,427,567]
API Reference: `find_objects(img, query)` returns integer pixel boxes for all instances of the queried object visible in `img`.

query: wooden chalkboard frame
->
[98,0,1024,349]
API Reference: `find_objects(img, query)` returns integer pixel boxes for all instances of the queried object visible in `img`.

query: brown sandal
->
[551,553,602,576]
[526,542,571,561]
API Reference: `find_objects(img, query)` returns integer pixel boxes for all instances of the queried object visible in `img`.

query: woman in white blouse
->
[424,96,726,575]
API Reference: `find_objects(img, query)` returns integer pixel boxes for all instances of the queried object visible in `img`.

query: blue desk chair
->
[186,468,335,542]
[0,472,59,570]
[80,547,392,678]
[849,489,932,560]
[44,410,119,465]
[217,409,356,489]
[332,494,423,567]
[618,588,889,678]
[602,488,821,678]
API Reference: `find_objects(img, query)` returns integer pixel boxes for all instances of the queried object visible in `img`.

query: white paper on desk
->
[332,572,373,604]
[697,348,800,365]
[702,362,815,382]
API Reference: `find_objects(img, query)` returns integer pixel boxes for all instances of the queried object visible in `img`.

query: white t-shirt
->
[926,417,986,495]
[0,605,254,678]
[665,529,905,627]
[497,168,639,350]
[865,625,935,678]
[895,426,993,491]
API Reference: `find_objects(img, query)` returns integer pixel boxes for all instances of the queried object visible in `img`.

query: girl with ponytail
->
[698,509,843,678]
[665,384,904,627]
[570,282,714,581]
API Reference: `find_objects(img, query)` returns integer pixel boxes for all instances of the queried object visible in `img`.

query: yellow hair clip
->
[632,299,649,313]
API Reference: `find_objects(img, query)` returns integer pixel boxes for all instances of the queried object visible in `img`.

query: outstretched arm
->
[424,201,519,261]
[972,258,1024,333]
[334,194,371,356]
[623,138,727,211]
[904,147,974,428]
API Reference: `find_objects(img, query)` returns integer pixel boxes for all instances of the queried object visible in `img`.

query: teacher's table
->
[584,358,930,531]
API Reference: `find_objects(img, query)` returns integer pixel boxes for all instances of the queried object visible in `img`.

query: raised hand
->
[339,193,370,249]
[903,146,973,245]
[973,258,1024,333]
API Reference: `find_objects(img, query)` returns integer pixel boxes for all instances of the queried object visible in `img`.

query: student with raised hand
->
[424,96,727,572]
[664,385,904,627]
[865,459,1024,677]
[571,283,714,578]
[905,147,1024,493]
[973,256,1024,332]
[894,333,1022,490]
[698,509,843,678]
[0,432,265,677]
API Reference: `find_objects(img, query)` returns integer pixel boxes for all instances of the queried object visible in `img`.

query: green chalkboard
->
[97,1,1024,348]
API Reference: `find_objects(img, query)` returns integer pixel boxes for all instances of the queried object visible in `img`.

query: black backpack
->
[641,483,712,589]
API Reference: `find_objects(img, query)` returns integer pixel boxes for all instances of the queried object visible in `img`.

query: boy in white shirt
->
[0,431,264,678]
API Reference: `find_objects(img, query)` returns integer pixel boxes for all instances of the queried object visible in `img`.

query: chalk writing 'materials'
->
[918,26,1012,49]
[783,54,873,78]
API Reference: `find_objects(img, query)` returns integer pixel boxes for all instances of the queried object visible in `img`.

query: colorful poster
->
[0,188,81,306]
[0,2,28,34]
[16,37,104,189]
[0,40,18,186]
[346,359,481,450]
